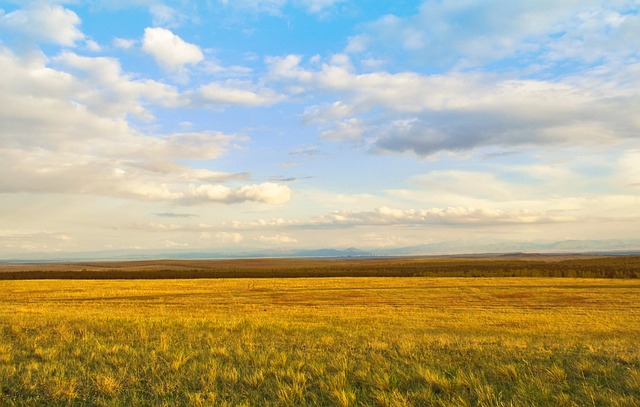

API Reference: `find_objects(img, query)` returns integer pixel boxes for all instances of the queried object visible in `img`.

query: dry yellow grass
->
[0,277,638,405]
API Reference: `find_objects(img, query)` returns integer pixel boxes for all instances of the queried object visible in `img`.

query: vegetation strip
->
[1,255,640,279]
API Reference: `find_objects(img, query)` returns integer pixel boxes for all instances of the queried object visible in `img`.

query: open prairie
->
[0,267,639,405]
[1,255,640,279]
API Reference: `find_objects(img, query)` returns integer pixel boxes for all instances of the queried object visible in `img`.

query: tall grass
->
[0,277,638,405]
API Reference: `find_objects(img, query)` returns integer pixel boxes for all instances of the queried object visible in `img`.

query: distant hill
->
[2,239,639,262]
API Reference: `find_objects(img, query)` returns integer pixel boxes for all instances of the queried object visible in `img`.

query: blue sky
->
[1,0,639,257]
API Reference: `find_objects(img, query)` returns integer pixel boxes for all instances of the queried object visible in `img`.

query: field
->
[0,258,639,405]
[2,255,640,279]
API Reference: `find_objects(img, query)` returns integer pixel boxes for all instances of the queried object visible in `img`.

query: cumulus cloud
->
[53,51,182,119]
[142,27,204,71]
[268,55,640,156]
[0,45,291,206]
[187,183,292,204]
[261,2,640,157]
[0,3,85,46]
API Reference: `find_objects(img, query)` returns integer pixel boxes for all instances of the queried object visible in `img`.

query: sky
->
[1,0,639,258]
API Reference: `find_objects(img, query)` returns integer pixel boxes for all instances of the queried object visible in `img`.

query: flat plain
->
[0,257,639,405]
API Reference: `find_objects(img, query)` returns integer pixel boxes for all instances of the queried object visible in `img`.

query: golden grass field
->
[1,268,639,406]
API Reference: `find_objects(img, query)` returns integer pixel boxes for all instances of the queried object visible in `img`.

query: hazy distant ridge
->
[3,239,640,262]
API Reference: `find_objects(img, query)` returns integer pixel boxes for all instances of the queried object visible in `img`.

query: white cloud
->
[113,37,137,49]
[216,0,342,15]
[0,230,78,252]
[84,39,102,52]
[0,45,291,207]
[319,118,365,141]
[297,0,345,14]
[218,0,287,16]
[345,34,369,54]
[268,55,640,156]
[313,206,576,227]
[414,170,522,203]
[150,4,184,28]
[227,218,298,229]
[53,51,182,119]
[302,101,355,124]
[164,240,188,247]
[213,232,244,243]
[354,0,627,69]
[0,3,84,46]
[192,81,284,107]
[187,183,292,204]
[257,234,298,243]
[142,27,204,71]
[617,150,640,188]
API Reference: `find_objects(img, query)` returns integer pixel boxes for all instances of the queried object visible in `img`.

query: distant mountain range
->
[2,239,640,262]
[371,239,640,257]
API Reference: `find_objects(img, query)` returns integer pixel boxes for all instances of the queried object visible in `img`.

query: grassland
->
[0,272,639,405]
[2,255,640,279]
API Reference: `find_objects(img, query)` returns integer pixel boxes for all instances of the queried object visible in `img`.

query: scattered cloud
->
[319,118,365,141]
[142,27,204,71]
[191,81,284,107]
[0,45,290,206]
[84,39,102,52]
[257,234,298,243]
[288,145,320,156]
[210,232,244,243]
[268,55,640,156]
[215,0,343,15]
[150,4,185,28]
[113,37,137,49]
[53,51,182,119]
[227,218,298,229]
[164,240,188,247]
[302,101,355,124]
[354,0,639,70]
[187,183,292,204]
[312,206,576,227]
[0,3,85,46]
[156,212,199,218]
[297,0,346,14]
[1,1,638,256]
